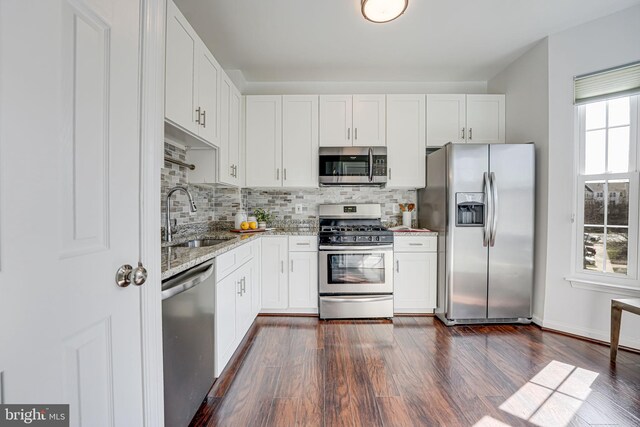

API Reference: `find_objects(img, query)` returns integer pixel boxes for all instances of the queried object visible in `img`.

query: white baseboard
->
[531,315,544,326]
[260,308,318,315]
[542,318,640,350]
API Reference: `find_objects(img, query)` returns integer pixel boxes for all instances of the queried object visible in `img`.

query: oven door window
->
[319,155,369,177]
[327,253,385,284]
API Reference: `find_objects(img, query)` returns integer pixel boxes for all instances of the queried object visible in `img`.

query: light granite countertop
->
[392,230,438,236]
[161,229,318,280]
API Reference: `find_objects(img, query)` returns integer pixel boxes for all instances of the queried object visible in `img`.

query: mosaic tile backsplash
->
[162,142,418,233]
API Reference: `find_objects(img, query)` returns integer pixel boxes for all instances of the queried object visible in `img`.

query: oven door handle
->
[319,245,393,251]
[321,295,393,303]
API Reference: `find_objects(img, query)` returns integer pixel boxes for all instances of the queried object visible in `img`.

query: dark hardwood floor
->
[190,316,640,427]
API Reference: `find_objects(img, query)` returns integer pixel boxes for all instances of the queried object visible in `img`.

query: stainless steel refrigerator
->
[418,143,534,325]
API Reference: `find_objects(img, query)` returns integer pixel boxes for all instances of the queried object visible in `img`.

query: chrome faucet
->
[165,186,197,242]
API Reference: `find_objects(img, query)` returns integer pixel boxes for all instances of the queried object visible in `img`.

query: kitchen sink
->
[172,238,232,248]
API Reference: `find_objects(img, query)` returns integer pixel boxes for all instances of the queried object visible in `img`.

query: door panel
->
[386,95,425,188]
[393,252,436,311]
[426,94,465,146]
[466,95,505,144]
[165,0,197,133]
[260,237,288,309]
[319,95,352,147]
[282,95,319,187]
[245,96,282,187]
[447,144,489,319]
[197,47,220,145]
[0,0,144,423]
[353,95,386,147]
[487,144,534,319]
[289,251,318,310]
[215,273,237,377]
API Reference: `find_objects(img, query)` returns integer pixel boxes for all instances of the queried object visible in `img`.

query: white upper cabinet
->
[165,0,198,135]
[386,95,426,188]
[352,95,386,147]
[282,95,319,187]
[426,94,505,146]
[246,95,318,188]
[465,94,506,144]
[165,0,221,146]
[319,95,352,146]
[426,94,466,146]
[197,49,221,145]
[218,74,241,186]
[245,96,283,187]
[319,95,385,147]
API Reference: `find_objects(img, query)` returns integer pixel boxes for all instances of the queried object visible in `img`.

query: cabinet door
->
[260,237,288,309]
[352,95,386,147]
[426,94,466,146]
[282,95,319,188]
[319,95,352,147]
[386,95,425,188]
[165,0,198,134]
[197,46,221,145]
[215,272,237,377]
[288,251,318,311]
[246,96,282,186]
[218,76,232,184]
[236,262,254,344]
[466,94,505,144]
[228,85,242,186]
[393,252,437,312]
[251,240,262,318]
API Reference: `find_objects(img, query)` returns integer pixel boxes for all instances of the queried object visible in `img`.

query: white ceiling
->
[175,0,640,82]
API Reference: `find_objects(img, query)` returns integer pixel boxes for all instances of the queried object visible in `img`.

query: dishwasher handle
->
[161,260,215,300]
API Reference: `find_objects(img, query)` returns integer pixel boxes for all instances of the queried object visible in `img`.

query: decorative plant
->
[253,208,274,224]
[399,203,415,212]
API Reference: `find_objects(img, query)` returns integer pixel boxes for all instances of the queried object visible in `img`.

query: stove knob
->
[353,236,357,242]
[368,236,373,241]
[376,236,380,241]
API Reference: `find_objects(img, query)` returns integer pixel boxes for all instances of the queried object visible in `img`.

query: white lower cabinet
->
[393,236,437,313]
[214,240,259,377]
[261,236,318,314]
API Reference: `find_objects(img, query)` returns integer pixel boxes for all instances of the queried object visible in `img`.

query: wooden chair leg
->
[610,304,622,362]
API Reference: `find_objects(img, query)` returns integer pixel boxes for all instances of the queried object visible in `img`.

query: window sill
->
[564,276,640,297]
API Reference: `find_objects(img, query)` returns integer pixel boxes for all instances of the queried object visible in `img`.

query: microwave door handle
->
[368,147,374,182]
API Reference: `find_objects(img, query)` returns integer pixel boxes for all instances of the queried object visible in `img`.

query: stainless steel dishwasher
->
[162,259,216,427]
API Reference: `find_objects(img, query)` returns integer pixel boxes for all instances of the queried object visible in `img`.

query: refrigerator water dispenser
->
[455,193,484,226]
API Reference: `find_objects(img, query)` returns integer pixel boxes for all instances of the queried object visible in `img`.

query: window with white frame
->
[576,95,639,282]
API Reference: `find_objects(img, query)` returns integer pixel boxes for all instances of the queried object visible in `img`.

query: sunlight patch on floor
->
[474,360,599,427]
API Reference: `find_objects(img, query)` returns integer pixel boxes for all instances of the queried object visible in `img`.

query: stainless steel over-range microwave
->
[319,147,387,186]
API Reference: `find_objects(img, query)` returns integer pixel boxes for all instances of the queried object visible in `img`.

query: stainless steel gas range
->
[318,204,394,319]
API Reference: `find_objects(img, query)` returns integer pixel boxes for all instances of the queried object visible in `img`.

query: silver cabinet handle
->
[469,127,473,140]
[230,165,234,177]
[281,260,284,273]
[241,277,246,294]
[195,107,201,124]
[388,168,391,180]
[201,109,206,127]
[296,242,310,246]
[409,243,423,246]
[284,168,287,181]
[276,168,280,180]
[355,128,358,140]
[347,128,350,140]
[237,281,242,296]
[291,260,294,272]
[232,164,237,178]
[461,127,465,140]
[396,260,400,273]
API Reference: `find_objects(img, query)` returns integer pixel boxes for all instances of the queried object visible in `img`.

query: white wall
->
[544,5,640,348]
[488,39,550,324]
[242,80,487,95]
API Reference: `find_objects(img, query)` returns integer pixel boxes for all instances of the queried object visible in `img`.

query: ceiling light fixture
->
[361,0,408,23]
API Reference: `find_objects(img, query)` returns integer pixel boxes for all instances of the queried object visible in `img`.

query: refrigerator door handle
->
[490,172,498,247]
[483,172,492,247]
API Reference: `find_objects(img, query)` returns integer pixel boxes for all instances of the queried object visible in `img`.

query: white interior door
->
[0,1,145,425]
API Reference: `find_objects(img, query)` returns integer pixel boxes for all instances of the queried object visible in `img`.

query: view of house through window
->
[579,95,638,278]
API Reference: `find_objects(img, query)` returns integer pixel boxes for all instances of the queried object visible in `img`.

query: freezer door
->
[447,144,489,320]
[487,144,534,319]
